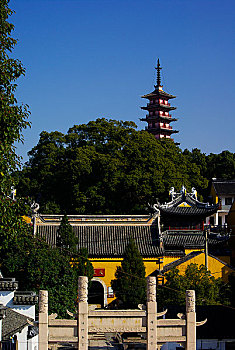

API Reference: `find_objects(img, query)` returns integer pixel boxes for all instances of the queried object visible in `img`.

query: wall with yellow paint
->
[90,257,163,303]
[89,250,234,304]
[166,253,233,282]
[210,185,219,204]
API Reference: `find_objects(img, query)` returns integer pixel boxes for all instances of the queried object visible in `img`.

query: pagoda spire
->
[155,58,162,88]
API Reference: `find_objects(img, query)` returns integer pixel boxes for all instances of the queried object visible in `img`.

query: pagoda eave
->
[141,105,177,111]
[148,128,179,135]
[141,91,176,100]
[140,116,178,122]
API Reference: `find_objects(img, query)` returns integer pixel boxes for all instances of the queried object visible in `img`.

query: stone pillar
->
[78,276,88,350]
[214,212,218,226]
[147,276,157,350]
[186,290,196,350]
[38,290,48,350]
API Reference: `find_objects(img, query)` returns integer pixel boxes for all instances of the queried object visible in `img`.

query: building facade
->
[34,186,232,307]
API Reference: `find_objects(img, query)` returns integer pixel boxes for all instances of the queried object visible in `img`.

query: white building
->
[206,179,235,226]
[0,277,38,350]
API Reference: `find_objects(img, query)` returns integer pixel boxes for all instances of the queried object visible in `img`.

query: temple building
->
[34,186,233,307]
[140,59,179,142]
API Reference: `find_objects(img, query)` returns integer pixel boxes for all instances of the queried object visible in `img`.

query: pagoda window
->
[165,112,169,116]
[150,111,153,116]
[150,100,153,104]
[160,111,163,115]
[160,99,163,104]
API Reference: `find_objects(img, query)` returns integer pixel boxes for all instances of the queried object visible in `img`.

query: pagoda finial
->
[155,58,162,87]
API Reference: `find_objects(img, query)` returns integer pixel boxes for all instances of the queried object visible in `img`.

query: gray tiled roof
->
[37,224,163,257]
[37,223,229,257]
[213,180,235,195]
[2,307,32,340]
[162,231,228,249]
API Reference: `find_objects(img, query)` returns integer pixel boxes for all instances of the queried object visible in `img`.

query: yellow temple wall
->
[90,257,164,303]
[165,253,233,282]
[89,251,233,304]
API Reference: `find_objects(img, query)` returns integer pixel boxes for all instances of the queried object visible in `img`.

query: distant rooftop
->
[212,179,235,195]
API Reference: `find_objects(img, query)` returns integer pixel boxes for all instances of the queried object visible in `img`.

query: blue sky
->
[10,0,235,163]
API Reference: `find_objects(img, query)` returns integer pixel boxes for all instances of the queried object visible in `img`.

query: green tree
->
[16,118,208,214]
[0,0,32,278]
[72,248,94,284]
[111,239,146,308]
[2,234,79,318]
[57,214,78,252]
[0,0,30,194]
[157,264,227,308]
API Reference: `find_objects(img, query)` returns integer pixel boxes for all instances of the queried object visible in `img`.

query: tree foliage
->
[71,248,94,285]
[0,0,30,194]
[2,232,79,318]
[157,264,229,308]
[57,214,78,252]
[16,118,211,214]
[111,239,146,308]
[0,1,83,318]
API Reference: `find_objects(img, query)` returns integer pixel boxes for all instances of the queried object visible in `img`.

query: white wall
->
[12,305,35,319]
[15,327,28,350]
[0,291,14,306]
[0,291,35,318]
[28,334,38,350]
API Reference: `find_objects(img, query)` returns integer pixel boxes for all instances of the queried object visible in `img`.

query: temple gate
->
[38,276,206,350]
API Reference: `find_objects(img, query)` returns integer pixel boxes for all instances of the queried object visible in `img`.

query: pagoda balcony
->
[145,115,178,122]
[148,101,171,106]
[142,104,176,111]
[145,127,179,134]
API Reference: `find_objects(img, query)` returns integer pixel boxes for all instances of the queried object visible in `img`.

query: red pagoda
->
[140,59,179,141]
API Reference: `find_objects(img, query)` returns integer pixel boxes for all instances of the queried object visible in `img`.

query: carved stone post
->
[186,290,196,350]
[147,276,157,350]
[78,276,88,350]
[38,290,48,350]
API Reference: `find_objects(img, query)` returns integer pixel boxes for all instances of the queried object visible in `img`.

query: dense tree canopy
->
[16,118,214,214]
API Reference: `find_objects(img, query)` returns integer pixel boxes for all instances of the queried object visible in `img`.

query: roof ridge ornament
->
[180,185,187,197]
[191,187,197,200]
[169,187,176,201]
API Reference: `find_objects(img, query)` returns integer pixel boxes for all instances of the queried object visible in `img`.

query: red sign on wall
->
[93,269,105,277]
